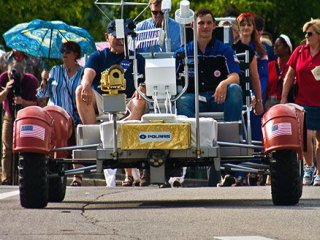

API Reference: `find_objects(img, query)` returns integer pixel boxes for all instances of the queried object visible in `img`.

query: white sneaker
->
[303,165,316,185]
[313,174,320,186]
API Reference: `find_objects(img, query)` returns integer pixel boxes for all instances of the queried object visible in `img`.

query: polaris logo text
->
[139,132,172,142]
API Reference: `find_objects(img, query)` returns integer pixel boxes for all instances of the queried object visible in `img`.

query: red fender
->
[13,106,54,154]
[44,105,74,158]
[262,103,305,157]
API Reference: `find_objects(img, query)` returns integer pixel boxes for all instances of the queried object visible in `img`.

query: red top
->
[268,58,289,100]
[288,44,320,106]
[0,71,38,117]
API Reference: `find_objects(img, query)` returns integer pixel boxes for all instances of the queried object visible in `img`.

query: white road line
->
[214,237,274,240]
[0,190,19,200]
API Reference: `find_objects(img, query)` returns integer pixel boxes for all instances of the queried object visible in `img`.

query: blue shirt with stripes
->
[36,65,83,125]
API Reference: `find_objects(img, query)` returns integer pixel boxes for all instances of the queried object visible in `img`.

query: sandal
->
[122,176,134,187]
[70,175,82,187]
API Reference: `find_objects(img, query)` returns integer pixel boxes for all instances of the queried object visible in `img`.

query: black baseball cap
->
[107,19,135,37]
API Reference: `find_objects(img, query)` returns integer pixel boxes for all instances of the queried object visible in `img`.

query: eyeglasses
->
[151,10,163,16]
[60,48,72,54]
[304,31,315,37]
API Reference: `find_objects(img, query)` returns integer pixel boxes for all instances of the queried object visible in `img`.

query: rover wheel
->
[48,161,67,202]
[19,153,48,208]
[270,150,302,205]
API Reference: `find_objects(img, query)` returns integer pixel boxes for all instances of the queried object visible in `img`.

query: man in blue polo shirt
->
[75,20,147,187]
[175,8,242,121]
[76,20,146,124]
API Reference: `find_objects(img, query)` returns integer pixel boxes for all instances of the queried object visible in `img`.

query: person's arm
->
[214,44,241,103]
[16,74,40,107]
[0,79,13,102]
[214,72,239,104]
[280,66,295,104]
[80,68,96,105]
[39,69,49,90]
[37,69,50,99]
[14,97,37,107]
[249,56,263,114]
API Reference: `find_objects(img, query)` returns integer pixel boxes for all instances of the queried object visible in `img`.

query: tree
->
[0,0,104,48]
[1,0,319,50]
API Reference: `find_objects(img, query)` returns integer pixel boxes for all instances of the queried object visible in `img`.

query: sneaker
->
[1,180,12,185]
[159,182,171,188]
[313,174,320,186]
[303,165,316,185]
[168,177,182,188]
[217,175,236,187]
[139,169,150,187]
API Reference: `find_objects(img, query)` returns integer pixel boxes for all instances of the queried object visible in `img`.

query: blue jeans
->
[177,83,243,121]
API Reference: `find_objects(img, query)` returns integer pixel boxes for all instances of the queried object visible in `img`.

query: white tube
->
[180,0,190,18]
[161,0,171,11]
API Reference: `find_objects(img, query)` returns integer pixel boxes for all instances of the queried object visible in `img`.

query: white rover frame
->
[71,1,264,186]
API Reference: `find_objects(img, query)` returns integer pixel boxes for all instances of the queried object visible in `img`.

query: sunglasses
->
[60,48,72,54]
[304,31,315,37]
[151,10,163,16]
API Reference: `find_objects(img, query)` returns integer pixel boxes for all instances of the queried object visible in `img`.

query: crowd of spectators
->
[1,1,320,188]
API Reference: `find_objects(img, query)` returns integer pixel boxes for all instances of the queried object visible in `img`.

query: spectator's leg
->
[315,131,320,175]
[124,90,147,186]
[304,130,315,167]
[1,114,13,184]
[73,86,99,186]
[122,168,134,187]
[224,83,243,121]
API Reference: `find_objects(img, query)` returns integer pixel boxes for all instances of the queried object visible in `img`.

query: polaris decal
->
[139,132,172,142]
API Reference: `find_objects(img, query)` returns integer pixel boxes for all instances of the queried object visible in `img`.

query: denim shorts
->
[300,105,320,130]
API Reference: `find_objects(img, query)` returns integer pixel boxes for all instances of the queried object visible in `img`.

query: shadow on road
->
[46,198,320,210]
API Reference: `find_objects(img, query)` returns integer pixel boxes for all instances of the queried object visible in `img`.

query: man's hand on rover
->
[251,96,264,115]
[213,81,227,104]
[81,84,93,106]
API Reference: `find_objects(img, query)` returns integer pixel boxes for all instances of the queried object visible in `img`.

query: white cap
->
[279,34,293,53]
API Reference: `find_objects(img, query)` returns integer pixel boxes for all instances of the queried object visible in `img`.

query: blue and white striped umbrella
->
[3,19,96,59]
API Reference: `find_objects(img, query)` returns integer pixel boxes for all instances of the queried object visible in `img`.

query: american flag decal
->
[20,124,45,141]
[270,122,292,139]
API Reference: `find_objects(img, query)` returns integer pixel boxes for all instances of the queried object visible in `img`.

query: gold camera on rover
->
[100,65,126,95]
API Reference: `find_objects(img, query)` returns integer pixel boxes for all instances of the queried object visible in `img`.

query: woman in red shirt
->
[281,19,320,186]
[267,34,293,109]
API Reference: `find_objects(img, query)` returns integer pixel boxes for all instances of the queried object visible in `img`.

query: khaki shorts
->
[93,89,148,120]
[93,89,104,116]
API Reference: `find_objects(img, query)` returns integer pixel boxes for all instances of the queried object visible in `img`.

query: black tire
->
[19,153,48,209]
[48,161,67,202]
[270,150,302,206]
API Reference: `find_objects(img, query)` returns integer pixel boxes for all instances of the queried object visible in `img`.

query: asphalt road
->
[1,185,320,240]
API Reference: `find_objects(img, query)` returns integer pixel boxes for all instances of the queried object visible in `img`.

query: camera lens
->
[113,72,119,78]
[10,68,21,80]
